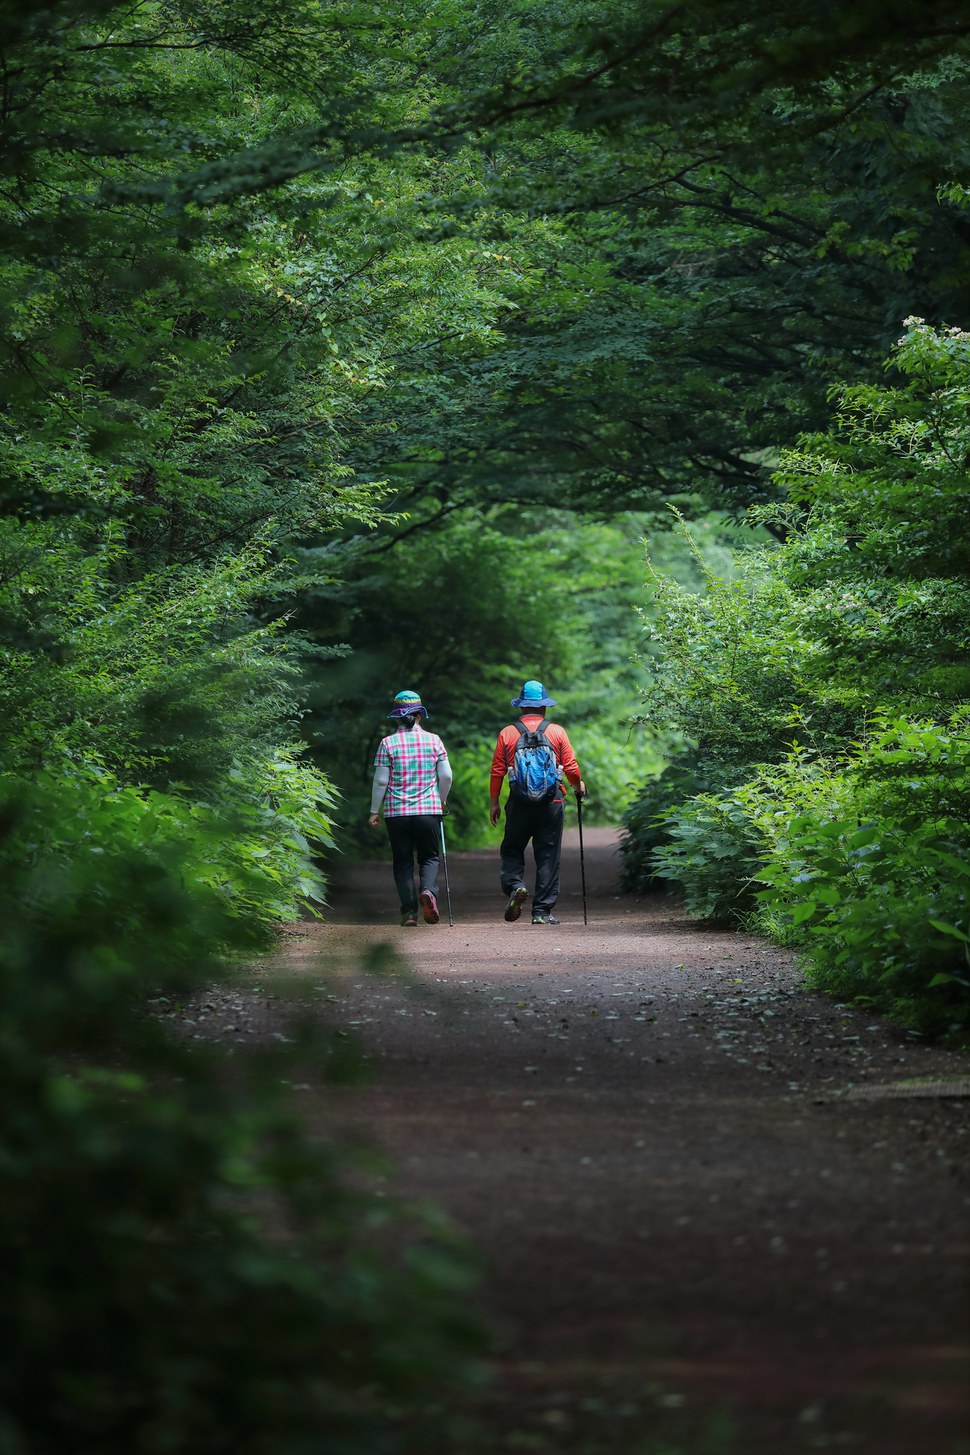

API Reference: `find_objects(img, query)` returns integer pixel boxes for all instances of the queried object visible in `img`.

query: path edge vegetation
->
[621,322,970,1042]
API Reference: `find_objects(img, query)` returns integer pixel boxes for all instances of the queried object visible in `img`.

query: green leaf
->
[928,919,970,944]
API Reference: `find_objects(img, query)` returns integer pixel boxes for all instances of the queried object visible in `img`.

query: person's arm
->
[436,754,453,807]
[368,759,390,827]
[489,729,509,826]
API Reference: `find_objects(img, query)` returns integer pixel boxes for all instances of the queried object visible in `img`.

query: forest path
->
[240,828,970,1455]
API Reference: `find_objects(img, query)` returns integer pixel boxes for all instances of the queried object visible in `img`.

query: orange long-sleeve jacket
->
[489,714,582,801]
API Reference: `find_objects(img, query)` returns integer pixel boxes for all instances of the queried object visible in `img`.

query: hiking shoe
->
[504,885,529,922]
[420,889,440,925]
[531,913,560,925]
[400,910,417,927]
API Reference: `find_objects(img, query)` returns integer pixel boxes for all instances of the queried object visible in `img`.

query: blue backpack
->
[509,719,562,802]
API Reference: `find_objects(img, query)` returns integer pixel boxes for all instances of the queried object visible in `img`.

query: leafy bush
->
[0,15,504,1432]
[649,790,767,922]
[623,324,970,1034]
[636,556,808,769]
[0,516,338,926]
[739,720,970,1036]
[619,758,713,891]
[0,773,488,1454]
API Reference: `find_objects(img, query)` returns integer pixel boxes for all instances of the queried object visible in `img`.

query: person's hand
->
[368,812,381,828]
[489,796,501,827]
[576,781,589,802]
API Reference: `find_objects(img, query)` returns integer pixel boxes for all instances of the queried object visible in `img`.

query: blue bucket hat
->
[511,679,557,709]
[387,689,428,720]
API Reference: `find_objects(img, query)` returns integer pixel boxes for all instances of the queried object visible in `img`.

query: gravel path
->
[208,827,970,1454]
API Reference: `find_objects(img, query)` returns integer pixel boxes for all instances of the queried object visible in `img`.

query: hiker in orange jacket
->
[489,679,585,925]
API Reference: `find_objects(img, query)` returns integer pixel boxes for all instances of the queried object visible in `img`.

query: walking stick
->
[575,789,588,925]
[439,817,454,926]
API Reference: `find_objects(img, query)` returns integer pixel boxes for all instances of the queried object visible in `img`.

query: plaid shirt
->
[375,726,448,815]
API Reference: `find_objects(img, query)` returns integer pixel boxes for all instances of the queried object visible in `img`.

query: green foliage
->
[575,720,656,825]
[0,773,487,1453]
[363,3,970,516]
[0,0,403,936]
[441,732,497,850]
[619,513,780,891]
[739,720,970,1037]
[619,761,721,893]
[650,792,766,923]
[624,324,970,1035]
[635,551,819,772]
[631,323,970,788]
[641,721,970,1035]
[0,522,336,925]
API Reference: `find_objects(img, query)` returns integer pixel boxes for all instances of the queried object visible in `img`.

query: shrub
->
[649,789,767,922]
[0,772,488,1454]
[740,720,970,1036]
[623,325,970,1035]
[619,756,729,892]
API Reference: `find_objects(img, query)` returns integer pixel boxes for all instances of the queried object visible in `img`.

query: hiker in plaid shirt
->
[369,690,453,927]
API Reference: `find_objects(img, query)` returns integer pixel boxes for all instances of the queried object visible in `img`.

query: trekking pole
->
[575,789,588,925]
[439,816,454,926]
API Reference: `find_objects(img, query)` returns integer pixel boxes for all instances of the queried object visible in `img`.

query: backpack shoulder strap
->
[538,720,561,760]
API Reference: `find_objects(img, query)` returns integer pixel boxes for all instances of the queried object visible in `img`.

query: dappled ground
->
[187,828,970,1454]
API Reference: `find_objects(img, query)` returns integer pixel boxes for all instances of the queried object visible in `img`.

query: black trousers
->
[499,795,564,916]
[385,814,441,913]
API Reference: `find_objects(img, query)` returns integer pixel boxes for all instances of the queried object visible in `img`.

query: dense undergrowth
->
[622,324,970,1039]
[0,768,488,1454]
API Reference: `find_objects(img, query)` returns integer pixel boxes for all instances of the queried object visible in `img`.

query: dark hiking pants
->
[499,795,564,917]
[385,814,441,914]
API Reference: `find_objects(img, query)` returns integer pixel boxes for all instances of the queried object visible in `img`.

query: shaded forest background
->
[2,1,969,1450]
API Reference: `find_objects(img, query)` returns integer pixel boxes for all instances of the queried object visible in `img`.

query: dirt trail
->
[230,827,969,1454]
